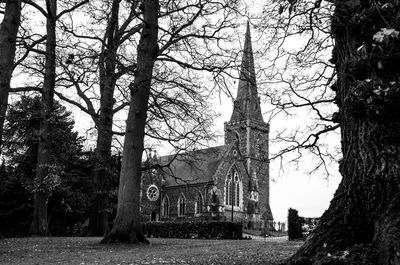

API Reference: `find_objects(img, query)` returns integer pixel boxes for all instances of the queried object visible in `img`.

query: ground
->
[0,237,301,265]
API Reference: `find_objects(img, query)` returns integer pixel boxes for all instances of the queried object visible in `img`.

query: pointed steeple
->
[230,21,264,123]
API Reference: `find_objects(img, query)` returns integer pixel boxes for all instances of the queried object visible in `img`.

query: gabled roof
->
[157,146,228,186]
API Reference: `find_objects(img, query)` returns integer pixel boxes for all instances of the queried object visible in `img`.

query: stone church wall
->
[252,159,272,220]
[212,157,252,223]
[141,181,215,222]
[161,184,208,220]
[140,171,163,222]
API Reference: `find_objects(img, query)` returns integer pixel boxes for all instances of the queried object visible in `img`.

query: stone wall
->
[161,183,208,219]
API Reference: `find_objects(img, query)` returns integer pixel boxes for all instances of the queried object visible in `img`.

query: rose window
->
[147,185,159,201]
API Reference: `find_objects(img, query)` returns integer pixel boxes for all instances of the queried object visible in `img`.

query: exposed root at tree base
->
[286,239,400,265]
[286,243,373,265]
[284,208,400,265]
[101,227,149,244]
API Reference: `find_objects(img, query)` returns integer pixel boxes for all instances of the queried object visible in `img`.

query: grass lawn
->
[0,237,301,265]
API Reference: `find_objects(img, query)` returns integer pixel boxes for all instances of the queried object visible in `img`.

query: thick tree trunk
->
[0,0,21,155]
[288,1,400,264]
[88,0,120,236]
[101,0,159,244]
[29,0,57,236]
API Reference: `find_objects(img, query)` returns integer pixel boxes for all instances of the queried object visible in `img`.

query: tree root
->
[101,225,149,244]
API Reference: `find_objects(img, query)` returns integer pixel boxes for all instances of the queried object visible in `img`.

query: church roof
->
[230,21,264,123]
[157,146,228,186]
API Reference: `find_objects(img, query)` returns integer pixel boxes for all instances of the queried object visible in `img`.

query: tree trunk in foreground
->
[288,1,400,264]
[101,0,159,244]
[29,0,57,236]
[0,0,21,155]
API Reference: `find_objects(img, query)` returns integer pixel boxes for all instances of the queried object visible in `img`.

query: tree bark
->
[29,0,57,236]
[101,0,159,244]
[0,0,21,155]
[288,1,400,264]
[88,0,120,237]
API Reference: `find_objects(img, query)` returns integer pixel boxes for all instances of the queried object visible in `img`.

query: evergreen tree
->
[0,95,91,236]
[3,95,81,171]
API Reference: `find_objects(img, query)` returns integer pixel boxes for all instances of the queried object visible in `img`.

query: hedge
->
[288,208,305,240]
[143,221,243,239]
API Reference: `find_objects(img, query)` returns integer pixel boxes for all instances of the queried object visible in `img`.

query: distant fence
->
[243,220,288,241]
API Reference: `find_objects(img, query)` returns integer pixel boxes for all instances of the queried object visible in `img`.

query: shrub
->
[143,221,242,239]
[288,208,305,240]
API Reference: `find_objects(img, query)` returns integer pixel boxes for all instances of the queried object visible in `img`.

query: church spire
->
[229,21,264,123]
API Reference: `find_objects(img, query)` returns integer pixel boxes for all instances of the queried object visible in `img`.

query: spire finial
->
[245,20,251,51]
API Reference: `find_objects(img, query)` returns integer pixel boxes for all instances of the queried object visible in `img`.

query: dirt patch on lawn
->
[0,237,301,265]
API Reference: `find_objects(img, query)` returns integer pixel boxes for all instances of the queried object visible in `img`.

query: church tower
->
[224,22,273,222]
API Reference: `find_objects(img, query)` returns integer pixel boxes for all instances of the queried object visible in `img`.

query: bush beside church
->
[143,221,243,239]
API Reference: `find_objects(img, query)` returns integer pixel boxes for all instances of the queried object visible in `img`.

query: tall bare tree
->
[87,0,138,236]
[39,0,143,236]
[0,0,21,155]
[28,0,58,236]
[101,0,159,243]
[24,0,88,236]
[55,0,162,236]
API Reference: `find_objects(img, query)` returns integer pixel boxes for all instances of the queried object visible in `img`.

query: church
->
[141,23,273,229]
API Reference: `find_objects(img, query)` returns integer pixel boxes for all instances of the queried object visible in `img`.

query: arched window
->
[235,173,240,206]
[177,194,186,216]
[161,195,169,217]
[235,132,240,146]
[226,178,232,205]
[195,193,203,214]
[225,167,242,207]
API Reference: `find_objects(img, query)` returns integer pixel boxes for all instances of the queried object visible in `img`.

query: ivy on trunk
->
[29,0,57,236]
